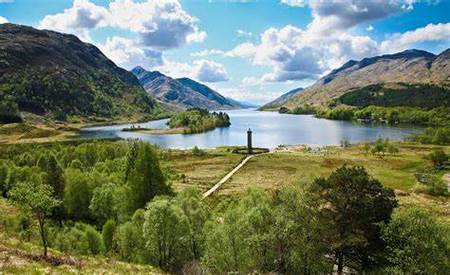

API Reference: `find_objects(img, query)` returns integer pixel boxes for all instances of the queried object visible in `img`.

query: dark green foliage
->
[339,83,450,108]
[85,225,104,255]
[289,104,316,114]
[126,142,172,214]
[428,149,448,169]
[382,208,450,274]
[63,169,93,221]
[0,95,22,123]
[191,146,206,156]
[143,196,191,271]
[309,165,398,273]
[37,154,65,198]
[316,107,354,120]
[410,127,450,144]
[89,183,118,224]
[168,108,231,134]
[102,220,116,253]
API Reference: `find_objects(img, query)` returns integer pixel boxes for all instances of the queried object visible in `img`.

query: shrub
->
[102,219,116,253]
[85,225,104,255]
[428,149,448,170]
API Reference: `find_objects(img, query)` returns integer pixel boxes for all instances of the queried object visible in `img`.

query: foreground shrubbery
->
[168,108,230,134]
[1,141,449,274]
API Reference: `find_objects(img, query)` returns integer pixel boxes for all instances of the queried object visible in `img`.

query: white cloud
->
[190,49,225,57]
[98,37,163,70]
[38,0,206,49]
[237,29,252,38]
[157,59,229,83]
[380,23,450,53]
[280,0,307,7]
[0,0,14,3]
[366,25,374,32]
[0,16,8,24]
[39,0,108,41]
[229,0,426,83]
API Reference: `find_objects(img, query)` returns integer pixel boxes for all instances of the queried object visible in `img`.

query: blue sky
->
[1,0,449,104]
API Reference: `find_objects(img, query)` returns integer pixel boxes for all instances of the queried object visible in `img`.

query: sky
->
[0,0,449,104]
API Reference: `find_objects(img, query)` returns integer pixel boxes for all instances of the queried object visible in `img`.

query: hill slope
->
[262,87,304,110]
[132,66,243,110]
[264,49,450,110]
[0,23,162,123]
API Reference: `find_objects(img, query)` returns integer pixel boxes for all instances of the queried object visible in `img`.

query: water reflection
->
[78,109,421,149]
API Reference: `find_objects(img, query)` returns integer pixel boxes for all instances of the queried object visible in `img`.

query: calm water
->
[78,109,421,149]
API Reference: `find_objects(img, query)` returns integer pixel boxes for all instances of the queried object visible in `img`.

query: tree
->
[309,165,397,273]
[143,196,191,271]
[382,208,450,274]
[126,143,172,214]
[9,180,60,256]
[64,169,92,221]
[37,153,65,198]
[273,186,332,274]
[85,225,104,255]
[89,183,118,224]
[428,149,448,170]
[176,187,209,260]
[102,219,116,253]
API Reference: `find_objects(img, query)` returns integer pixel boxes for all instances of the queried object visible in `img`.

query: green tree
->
[102,219,116,253]
[382,208,450,274]
[89,183,117,224]
[428,149,448,170]
[85,225,104,255]
[273,186,332,274]
[309,165,397,273]
[126,143,172,214]
[143,196,191,271]
[64,169,92,221]
[37,153,65,198]
[9,180,60,256]
[176,187,209,260]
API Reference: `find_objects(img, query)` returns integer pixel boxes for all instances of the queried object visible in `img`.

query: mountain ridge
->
[0,23,163,123]
[131,66,245,110]
[262,48,450,110]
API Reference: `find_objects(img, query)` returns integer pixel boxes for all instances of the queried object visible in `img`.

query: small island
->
[168,108,231,134]
[123,108,231,135]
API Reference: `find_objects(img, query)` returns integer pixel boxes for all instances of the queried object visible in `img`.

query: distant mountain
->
[132,66,244,110]
[225,97,258,108]
[0,23,162,122]
[263,49,450,110]
[262,87,304,109]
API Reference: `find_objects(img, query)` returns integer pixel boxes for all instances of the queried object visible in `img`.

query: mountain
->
[262,87,304,109]
[0,23,162,123]
[264,49,450,110]
[132,66,244,110]
[225,97,258,108]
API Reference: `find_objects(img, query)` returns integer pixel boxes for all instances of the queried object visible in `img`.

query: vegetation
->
[410,126,450,145]
[0,140,448,274]
[167,108,230,134]
[0,24,167,124]
[338,83,450,108]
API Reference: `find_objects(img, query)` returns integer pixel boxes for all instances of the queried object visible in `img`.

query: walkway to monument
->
[202,154,255,199]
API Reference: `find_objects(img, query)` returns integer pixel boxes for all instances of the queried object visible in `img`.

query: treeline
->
[1,141,449,274]
[168,108,230,134]
[315,106,450,126]
[338,83,450,109]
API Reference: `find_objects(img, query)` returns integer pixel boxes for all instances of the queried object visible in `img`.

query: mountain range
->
[131,66,247,110]
[262,49,450,110]
[0,23,162,122]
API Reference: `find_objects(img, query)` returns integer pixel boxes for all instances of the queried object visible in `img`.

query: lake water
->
[78,109,421,149]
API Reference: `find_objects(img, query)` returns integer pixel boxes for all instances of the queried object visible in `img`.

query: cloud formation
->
[230,0,449,83]
[39,0,206,49]
[0,16,8,24]
[156,59,229,83]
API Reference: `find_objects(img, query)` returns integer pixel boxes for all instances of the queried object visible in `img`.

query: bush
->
[428,149,448,170]
[102,219,116,253]
[85,225,104,255]
[192,146,206,156]
[382,208,450,274]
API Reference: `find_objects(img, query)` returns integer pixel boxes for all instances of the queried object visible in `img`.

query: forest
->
[167,108,231,134]
[0,140,448,274]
